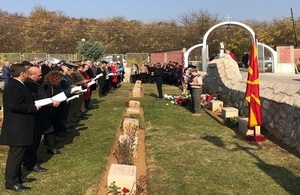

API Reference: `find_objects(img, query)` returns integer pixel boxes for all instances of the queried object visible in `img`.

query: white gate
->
[184,21,278,73]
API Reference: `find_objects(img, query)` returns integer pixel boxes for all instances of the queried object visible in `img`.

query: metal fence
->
[0,52,151,68]
[125,53,149,66]
[0,53,81,63]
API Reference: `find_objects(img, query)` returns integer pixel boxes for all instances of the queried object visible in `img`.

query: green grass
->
[0,86,131,195]
[140,84,300,195]
[0,83,300,195]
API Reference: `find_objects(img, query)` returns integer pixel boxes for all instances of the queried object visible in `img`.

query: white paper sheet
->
[79,89,88,93]
[51,92,67,102]
[35,98,53,107]
[92,73,103,81]
[87,80,96,87]
[67,94,80,102]
[71,86,82,93]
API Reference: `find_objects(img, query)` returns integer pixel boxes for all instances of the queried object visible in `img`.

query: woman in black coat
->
[42,71,64,154]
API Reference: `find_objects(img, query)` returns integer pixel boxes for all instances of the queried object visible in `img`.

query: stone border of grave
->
[206,99,261,137]
[97,97,147,195]
[131,80,144,98]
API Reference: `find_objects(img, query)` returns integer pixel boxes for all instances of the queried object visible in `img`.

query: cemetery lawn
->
[0,83,299,194]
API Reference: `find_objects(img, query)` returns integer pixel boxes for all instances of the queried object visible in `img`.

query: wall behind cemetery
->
[203,54,300,154]
[275,45,300,73]
[150,48,185,64]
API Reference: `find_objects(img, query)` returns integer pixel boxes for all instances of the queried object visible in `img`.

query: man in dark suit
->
[97,61,108,97]
[0,64,40,191]
[23,66,60,172]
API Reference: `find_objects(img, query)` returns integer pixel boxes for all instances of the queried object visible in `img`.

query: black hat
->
[57,60,65,65]
[101,60,108,64]
[188,64,197,68]
[61,62,79,69]
[22,61,31,67]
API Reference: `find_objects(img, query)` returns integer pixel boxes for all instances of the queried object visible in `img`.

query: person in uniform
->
[153,63,164,100]
[189,69,203,116]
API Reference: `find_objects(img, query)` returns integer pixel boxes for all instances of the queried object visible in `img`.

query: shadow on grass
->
[37,128,81,164]
[204,106,300,159]
[262,129,300,159]
[179,101,194,113]
[203,134,300,194]
[36,109,93,165]
[90,98,105,108]
[235,144,300,194]
[148,92,159,98]
[202,135,226,148]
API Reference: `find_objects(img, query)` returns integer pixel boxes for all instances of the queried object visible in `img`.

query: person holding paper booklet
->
[59,63,81,135]
[105,63,114,94]
[61,62,86,129]
[84,59,96,110]
[96,61,108,97]
[23,66,61,173]
[0,64,40,192]
[109,62,118,89]
[42,70,64,154]
[77,63,91,113]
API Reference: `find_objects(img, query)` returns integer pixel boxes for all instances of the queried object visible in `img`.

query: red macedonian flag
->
[245,42,262,129]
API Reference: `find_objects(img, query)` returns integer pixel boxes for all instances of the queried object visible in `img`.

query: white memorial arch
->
[184,21,278,73]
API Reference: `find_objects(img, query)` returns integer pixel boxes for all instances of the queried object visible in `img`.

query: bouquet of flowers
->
[164,90,191,106]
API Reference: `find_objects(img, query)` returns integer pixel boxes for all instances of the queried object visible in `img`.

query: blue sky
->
[1,0,299,22]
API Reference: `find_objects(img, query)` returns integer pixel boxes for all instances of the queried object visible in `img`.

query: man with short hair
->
[23,66,60,172]
[0,64,40,192]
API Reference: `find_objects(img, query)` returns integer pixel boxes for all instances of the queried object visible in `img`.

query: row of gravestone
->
[132,80,144,97]
[210,100,260,135]
[107,81,144,194]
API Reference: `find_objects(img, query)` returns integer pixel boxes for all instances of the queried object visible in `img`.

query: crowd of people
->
[0,57,203,191]
[0,58,124,192]
[129,61,203,114]
[129,61,183,87]
[129,61,184,100]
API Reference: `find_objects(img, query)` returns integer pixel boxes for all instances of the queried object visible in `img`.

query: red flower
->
[122,187,130,193]
[123,101,129,107]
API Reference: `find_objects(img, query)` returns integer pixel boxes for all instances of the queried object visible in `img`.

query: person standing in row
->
[2,59,11,88]
[130,63,139,83]
[97,60,108,97]
[42,70,64,154]
[139,63,148,84]
[84,59,96,109]
[0,64,40,192]
[23,66,60,172]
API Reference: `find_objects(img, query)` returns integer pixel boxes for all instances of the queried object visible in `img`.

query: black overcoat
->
[0,79,37,146]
